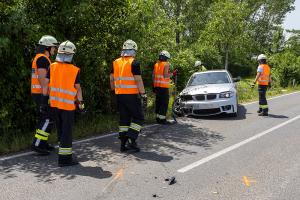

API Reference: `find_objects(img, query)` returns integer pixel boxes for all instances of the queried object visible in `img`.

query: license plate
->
[193,104,215,109]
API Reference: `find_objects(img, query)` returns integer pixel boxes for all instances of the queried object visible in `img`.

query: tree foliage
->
[0,0,298,139]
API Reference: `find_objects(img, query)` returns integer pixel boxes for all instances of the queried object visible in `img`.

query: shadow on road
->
[0,119,224,182]
[267,114,289,119]
[183,104,248,121]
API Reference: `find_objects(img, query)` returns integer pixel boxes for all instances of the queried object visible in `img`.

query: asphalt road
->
[1,91,300,200]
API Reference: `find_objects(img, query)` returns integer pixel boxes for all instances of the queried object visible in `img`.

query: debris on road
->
[165,176,176,185]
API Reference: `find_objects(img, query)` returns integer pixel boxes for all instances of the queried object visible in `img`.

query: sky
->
[283,0,300,30]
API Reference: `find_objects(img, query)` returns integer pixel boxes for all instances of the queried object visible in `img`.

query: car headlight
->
[219,91,233,98]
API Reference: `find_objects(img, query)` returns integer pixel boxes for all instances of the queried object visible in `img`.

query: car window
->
[187,72,230,86]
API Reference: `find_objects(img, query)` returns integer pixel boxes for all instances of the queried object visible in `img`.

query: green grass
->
[1,81,299,155]
[237,78,300,103]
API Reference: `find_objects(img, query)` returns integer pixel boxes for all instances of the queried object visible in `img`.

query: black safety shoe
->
[45,143,55,151]
[120,137,129,152]
[58,156,79,167]
[258,112,268,116]
[120,145,130,152]
[257,109,262,113]
[156,118,161,124]
[159,120,174,125]
[127,139,140,152]
[31,144,50,155]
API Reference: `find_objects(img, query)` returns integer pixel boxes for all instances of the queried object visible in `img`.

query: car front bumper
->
[180,96,237,116]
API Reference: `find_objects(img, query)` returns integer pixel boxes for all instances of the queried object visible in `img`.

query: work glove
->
[250,82,256,88]
[268,83,272,89]
[77,100,87,114]
[140,93,148,110]
[152,86,156,93]
[39,95,49,115]
[172,69,178,77]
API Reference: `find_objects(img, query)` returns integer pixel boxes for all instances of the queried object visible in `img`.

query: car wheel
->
[172,97,184,117]
[228,97,238,117]
[228,112,238,117]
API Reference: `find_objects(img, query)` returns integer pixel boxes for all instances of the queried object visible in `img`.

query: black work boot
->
[120,137,129,152]
[58,155,79,167]
[257,108,262,113]
[31,140,50,155]
[127,138,140,152]
[160,119,173,125]
[258,112,268,116]
[45,143,55,151]
[156,118,161,124]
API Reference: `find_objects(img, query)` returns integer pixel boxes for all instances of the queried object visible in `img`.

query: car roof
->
[193,70,229,75]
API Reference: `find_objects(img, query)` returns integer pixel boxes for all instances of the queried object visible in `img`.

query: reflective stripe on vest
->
[31,54,51,94]
[49,96,75,105]
[50,87,77,96]
[32,85,42,89]
[153,61,170,88]
[113,57,139,94]
[49,62,79,111]
[258,64,270,86]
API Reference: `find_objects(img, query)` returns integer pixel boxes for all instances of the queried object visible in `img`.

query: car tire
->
[172,97,184,117]
[228,112,238,117]
[228,97,238,117]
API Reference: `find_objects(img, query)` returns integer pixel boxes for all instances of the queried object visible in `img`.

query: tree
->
[198,0,250,70]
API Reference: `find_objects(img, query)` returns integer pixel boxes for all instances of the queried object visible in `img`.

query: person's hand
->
[140,93,147,110]
[76,100,87,114]
[152,86,156,93]
[250,82,256,88]
[39,95,49,114]
[268,83,272,89]
[39,104,48,115]
[172,69,178,77]
[78,100,85,110]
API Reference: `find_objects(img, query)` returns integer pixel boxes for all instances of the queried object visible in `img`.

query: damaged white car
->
[173,70,240,117]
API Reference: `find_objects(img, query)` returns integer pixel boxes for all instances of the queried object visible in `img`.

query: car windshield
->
[187,72,230,86]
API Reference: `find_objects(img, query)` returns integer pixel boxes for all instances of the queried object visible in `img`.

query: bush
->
[269,51,300,87]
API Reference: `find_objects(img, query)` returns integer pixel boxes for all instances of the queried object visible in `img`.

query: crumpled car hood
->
[180,84,235,95]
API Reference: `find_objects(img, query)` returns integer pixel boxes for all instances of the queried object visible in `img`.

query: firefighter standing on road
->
[31,35,59,155]
[110,39,146,152]
[44,40,84,167]
[153,50,175,124]
[251,54,272,116]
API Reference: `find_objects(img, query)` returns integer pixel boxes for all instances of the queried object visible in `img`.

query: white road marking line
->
[241,91,300,106]
[0,124,158,162]
[177,114,300,173]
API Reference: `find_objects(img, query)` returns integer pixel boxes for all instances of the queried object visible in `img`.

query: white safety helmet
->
[58,40,76,54]
[122,39,138,51]
[38,35,59,47]
[159,50,171,59]
[195,60,202,67]
[257,54,267,61]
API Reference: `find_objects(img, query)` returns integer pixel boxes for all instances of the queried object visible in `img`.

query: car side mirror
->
[233,77,241,82]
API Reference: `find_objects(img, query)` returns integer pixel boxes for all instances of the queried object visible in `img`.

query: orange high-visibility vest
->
[113,57,139,94]
[49,62,79,111]
[31,54,51,94]
[153,61,170,88]
[258,64,270,86]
